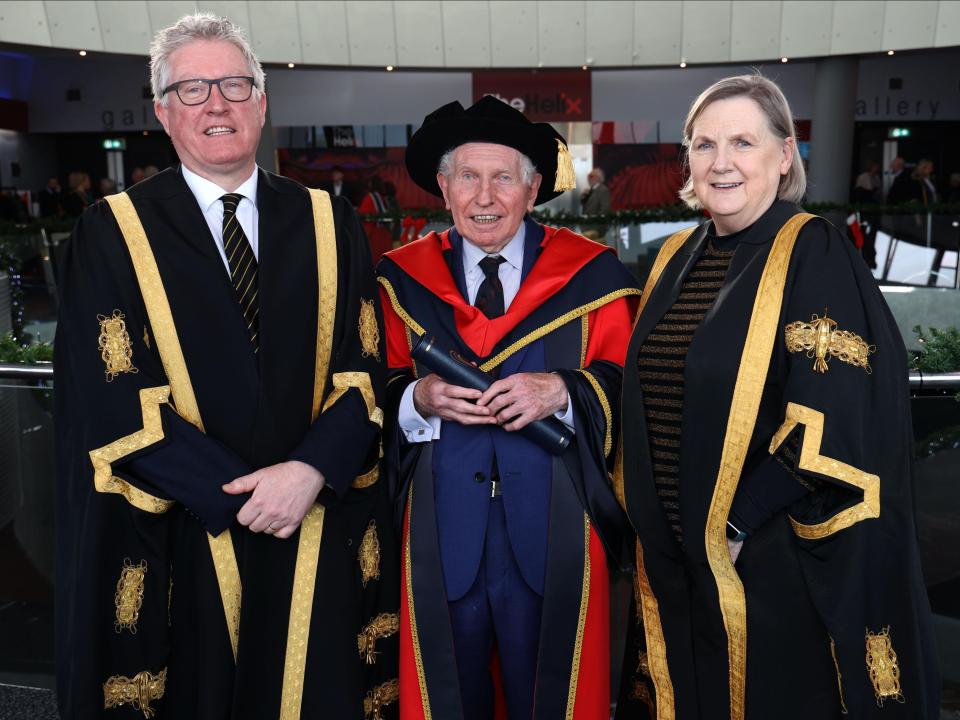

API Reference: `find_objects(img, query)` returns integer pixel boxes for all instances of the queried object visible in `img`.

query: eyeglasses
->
[162,76,257,106]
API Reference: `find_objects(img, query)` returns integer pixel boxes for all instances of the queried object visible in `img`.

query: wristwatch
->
[725,520,748,543]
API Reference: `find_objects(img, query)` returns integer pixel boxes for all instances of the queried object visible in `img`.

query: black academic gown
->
[616,201,940,720]
[54,167,399,720]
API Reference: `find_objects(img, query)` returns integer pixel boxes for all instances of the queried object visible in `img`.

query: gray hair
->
[150,12,265,106]
[437,145,538,186]
[679,74,806,208]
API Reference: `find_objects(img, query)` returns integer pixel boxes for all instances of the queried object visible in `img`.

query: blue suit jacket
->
[432,219,554,601]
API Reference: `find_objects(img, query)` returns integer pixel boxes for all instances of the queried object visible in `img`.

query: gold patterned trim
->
[352,465,380,489]
[784,310,875,374]
[106,192,241,661]
[308,188,338,422]
[114,558,147,634]
[359,520,381,587]
[578,370,612,457]
[279,505,326,720]
[377,276,427,337]
[579,313,589,369]
[103,668,166,718]
[479,288,642,372]
[323,371,384,428]
[564,515,592,719]
[866,626,905,706]
[612,226,693,515]
[635,539,675,719]
[364,678,399,720]
[278,190,337,719]
[89,385,175,514]
[98,309,138,381]
[771,402,881,539]
[359,298,382,361]
[705,213,815,720]
[405,483,433,718]
[829,636,849,714]
[358,612,400,664]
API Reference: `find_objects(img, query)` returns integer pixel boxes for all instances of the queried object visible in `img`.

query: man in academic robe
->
[376,96,641,720]
[54,13,398,719]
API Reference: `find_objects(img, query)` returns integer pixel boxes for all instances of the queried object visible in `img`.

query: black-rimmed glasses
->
[161,76,257,106]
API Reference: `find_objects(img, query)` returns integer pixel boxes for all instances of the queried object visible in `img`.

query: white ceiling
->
[0,0,957,67]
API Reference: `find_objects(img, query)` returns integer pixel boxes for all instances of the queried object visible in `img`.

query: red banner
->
[472,70,591,122]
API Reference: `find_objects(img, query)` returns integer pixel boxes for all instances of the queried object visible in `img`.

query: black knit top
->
[637,230,740,544]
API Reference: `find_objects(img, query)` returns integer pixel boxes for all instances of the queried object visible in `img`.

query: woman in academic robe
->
[615,74,940,720]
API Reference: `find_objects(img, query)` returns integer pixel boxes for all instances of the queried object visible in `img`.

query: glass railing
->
[0,365,958,715]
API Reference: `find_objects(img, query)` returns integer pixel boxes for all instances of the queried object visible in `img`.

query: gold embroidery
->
[363,678,399,720]
[771,403,881,540]
[377,276,427,337]
[635,539,675,719]
[106,192,242,663]
[103,668,166,718]
[578,370,612,457]
[279,505,326,720]
[630,678,656,716]
[359,520,381,587]
[705,213,815,720]
[352,465,380,489]
[359,298,382,361]
[358,612,400,663]
[638,650,650,677]
[323,372,383,428]
[89,386,175,514]
[564,515,592,719]
[579,314,589,369]
[479,288,642,373]
[114,558,147,634]
[866,626,904,706]
[405,484,433,718]
[98,310,138,381]
[784,309,875,374]
[830,636,849,714]
[309,188,338,423]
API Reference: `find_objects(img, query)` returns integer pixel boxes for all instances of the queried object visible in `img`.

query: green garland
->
[911,325,960,374]
[0,331,53,364]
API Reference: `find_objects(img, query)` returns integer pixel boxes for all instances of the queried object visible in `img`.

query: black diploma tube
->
[411,335,573,455]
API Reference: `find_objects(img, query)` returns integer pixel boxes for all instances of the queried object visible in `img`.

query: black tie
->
[220,193,260,351]
[475,255,506,319]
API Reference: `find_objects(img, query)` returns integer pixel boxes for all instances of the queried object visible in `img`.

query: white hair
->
[437,145,537,186]
[150,12,265,106]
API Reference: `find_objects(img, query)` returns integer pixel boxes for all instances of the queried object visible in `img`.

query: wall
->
[0,130,57,192]
[20,47,960,136]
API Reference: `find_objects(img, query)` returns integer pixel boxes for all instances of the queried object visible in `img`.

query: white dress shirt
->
[399,224,575,443]
[182,164,259,274]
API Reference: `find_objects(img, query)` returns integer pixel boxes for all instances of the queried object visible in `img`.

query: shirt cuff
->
[553,391,576,433]
[399,380,442,443]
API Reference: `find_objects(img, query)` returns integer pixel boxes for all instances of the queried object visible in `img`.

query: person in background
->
[98,177,118,199]
[616,74,939,720]
[852,161,882,269]
[358,175,393,264]
[947,172,960,203]
[322,164,356,204]
[130,167,146,186]
[54,12,397,719]
[580,167,611,241]
[885,155,910,203]
[38,176,63,218]
[62,171,92,217]
[143,164,160,178]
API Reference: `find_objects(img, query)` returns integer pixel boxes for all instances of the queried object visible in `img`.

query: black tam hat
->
[405,95,576,206]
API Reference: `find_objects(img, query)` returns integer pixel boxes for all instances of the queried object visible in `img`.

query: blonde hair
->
[150,12,265,106]
[678,74,806,209]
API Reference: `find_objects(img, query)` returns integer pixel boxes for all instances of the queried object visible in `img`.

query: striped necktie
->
[220,193,260,351]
